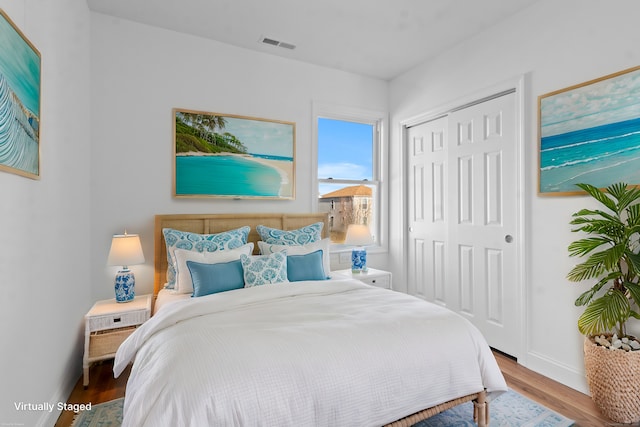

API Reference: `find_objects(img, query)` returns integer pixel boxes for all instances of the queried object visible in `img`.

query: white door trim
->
[399,74,528,363]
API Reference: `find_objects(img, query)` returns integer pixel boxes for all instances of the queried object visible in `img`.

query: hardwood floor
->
[494,352,615,427]
[55,352,618,426]
[54,363,130,427]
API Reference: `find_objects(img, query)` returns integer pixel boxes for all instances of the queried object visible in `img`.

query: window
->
[313,104,386,248]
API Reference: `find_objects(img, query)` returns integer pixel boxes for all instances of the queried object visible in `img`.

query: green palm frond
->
[574,274,617,306]
[570,209,620,224]
[626,204,640,227]
[606,181,629,200]
[625,251,640,277]
[567,245,625,282]
[576,183,618,212]
[604,243,628,270]
[627,223,640,238]
[567,237,611,257]
[567,258,605,283]
[570,218,624,239]
[626,282,640,308]
[613,184,640,212]
[577,290,630,336]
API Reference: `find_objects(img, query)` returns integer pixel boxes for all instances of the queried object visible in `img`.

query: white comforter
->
[115,279,507,427]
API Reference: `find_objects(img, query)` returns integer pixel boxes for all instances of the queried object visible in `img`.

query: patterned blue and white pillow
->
[163,226,250,289]
[240,251,288,287]
[256,222,323,245]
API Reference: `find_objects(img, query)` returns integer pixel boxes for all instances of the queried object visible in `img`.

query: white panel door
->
[407,116,448,301]
[406,92,520,358]
[449,92,519,357]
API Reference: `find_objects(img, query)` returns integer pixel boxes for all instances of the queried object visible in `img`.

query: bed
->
[114,213,507,427]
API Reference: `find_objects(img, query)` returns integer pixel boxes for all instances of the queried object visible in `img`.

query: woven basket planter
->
[583,336,640,424]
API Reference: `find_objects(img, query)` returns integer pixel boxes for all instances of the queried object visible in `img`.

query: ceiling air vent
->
[278,42,296,50]
[260,36,296,50]
[262,37,279,46]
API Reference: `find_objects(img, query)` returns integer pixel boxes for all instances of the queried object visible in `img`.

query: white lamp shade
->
[107,234,145,267]
[344,224,374,246]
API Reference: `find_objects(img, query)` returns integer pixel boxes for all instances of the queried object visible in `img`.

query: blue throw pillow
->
[187,259,245,297]
[287,250,328,282]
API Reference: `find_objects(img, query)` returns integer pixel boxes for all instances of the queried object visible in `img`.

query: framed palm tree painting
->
[0,9,41,179]
[173,108,295,199]
[538,66,640,195]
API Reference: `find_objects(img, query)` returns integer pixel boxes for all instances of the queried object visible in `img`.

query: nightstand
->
[332,268,392,289]
[83,294,152,387]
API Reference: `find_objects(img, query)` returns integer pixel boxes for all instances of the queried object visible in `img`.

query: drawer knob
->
[113,317,121,323]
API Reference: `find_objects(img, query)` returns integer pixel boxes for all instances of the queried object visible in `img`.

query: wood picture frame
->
[538,65,640,195]
[0,9,41,179]
[173,108,295,199]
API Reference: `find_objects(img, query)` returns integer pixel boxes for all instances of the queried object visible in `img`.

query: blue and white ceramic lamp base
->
[114,268,135,302]
[351,248,368,273]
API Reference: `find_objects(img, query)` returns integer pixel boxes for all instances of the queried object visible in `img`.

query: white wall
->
[89,14,389,301]
[0,0,91,425]
[389,0,640,393]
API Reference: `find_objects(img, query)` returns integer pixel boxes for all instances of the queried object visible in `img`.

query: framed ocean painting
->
[0,9,41,179]
[173,109,295,199]
[538,65,640,195]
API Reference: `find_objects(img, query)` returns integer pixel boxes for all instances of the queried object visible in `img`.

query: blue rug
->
[71,398,123,427]
[71,389,573,426]
[416,389,574,427]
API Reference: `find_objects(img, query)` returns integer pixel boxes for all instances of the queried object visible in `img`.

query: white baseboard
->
[523,350,590,395]
[36,370,80,427]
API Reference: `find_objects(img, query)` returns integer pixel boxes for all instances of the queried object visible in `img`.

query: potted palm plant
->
[567,182,640,424]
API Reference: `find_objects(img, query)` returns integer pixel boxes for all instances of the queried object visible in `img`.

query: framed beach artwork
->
[538,65,640,195]
[173,109,295,199]
[0,9,41,179]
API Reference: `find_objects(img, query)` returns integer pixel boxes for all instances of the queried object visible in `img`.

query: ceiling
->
[86,0,539,81]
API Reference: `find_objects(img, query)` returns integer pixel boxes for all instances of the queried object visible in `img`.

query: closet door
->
[406,91,520,358]
[407,116,448,301]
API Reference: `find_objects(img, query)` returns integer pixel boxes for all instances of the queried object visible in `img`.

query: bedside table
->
[83,294,152,387]
[332,268,392,289]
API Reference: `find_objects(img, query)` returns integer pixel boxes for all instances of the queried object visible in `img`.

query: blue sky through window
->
[318,118,373,181]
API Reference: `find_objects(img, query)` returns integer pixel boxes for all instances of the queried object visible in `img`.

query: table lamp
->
[107,232,145,302]
[344,224,374,273]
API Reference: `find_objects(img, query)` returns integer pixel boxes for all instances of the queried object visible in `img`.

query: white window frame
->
[312,102,388,254]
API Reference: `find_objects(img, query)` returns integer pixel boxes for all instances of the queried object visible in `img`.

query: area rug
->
[415,389,574,427]
[71,389,574,426]
[70,398,123,427]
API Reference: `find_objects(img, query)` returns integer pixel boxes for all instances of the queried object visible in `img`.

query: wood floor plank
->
[56,352,620,426]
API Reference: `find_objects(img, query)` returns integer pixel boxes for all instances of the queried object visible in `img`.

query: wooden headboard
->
[154,213,329,295]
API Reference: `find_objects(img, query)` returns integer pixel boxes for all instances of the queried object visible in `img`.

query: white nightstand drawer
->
[88,310,148,331]
[332,268,393,289]
[359,274,391,289]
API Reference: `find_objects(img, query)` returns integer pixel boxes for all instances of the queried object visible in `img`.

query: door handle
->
[505,235,513,243]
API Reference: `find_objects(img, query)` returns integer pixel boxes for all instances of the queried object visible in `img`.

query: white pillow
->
[174,243,254,294]
[258,238,331,277]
